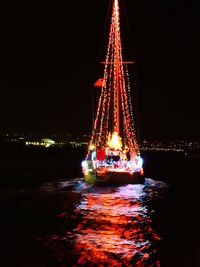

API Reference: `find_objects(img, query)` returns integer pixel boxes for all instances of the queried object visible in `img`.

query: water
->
[1,177,173,266]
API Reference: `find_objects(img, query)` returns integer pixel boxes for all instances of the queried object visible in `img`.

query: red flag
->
[94,78,106,88]
[96,146,106,161]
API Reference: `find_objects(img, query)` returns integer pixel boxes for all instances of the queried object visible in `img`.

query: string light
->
[88,0,140,157]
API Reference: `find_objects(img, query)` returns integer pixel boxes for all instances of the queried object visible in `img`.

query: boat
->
[81,0,144,184]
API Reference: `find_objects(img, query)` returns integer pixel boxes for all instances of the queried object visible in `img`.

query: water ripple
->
[38,178,168,266]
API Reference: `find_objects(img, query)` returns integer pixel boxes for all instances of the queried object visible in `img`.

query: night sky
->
[0,0,199,140]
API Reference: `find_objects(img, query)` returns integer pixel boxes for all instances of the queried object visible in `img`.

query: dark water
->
[37,178,166,266]
[0,177,181,267]
[1,150,200,266]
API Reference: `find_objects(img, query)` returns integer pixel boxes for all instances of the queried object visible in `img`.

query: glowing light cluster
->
[107,131,122,151]
[87,0,140,159]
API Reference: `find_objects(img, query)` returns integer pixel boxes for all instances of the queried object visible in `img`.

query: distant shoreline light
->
[26,138,55,148]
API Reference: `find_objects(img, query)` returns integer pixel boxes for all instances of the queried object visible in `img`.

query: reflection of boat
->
[82,0,144,184]
[73,184,160,266]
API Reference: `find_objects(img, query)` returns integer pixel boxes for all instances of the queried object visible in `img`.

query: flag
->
[96,146,106,161]
[94,78,106,88]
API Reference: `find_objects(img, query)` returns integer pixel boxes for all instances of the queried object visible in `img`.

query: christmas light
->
[107,131,122,151]
[86,0,142,174]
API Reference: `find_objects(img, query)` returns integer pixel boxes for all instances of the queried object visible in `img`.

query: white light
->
[135,156,143,168]
[81,160,88,169]
[91,151,96,160]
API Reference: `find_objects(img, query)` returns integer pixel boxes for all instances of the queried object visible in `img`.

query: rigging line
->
[105,38,114,140]
[98,0,113,74]
[120,54,137,152]
[125,64,140,154]
[118,33,140,154]
[119,63,132,150]
[98,16,115,145]
[128,61,141,146]
[104,0,113,36]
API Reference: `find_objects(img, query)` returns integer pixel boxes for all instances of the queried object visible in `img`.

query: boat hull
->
[84,171,144,185]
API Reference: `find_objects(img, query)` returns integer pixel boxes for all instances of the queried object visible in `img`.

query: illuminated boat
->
[82,0,144,184]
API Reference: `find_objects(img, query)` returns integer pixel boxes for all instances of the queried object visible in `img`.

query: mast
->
[115,0,120,135]
[88,0,140,156]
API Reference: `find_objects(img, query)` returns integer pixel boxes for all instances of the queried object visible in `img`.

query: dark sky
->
[0,0,199,140]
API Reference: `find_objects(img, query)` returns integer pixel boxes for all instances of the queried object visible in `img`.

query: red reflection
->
[72,186,160,266]
[38,185,161,266]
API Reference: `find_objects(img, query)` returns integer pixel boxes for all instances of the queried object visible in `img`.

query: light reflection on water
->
[39,178,167,266]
